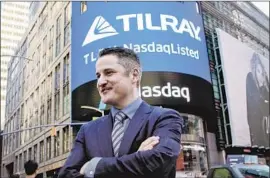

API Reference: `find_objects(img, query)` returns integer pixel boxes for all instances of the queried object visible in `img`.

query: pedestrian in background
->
[24,160,38,178]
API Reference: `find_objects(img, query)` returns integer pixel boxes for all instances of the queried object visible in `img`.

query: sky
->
[252,1,269,17]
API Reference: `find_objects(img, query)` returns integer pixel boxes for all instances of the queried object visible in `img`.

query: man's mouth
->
[101,87,112,94]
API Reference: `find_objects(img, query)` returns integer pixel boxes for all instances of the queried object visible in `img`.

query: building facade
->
[201,1,269,165]
[1,1,269,178]
[1,2,30,131]
[2,2,71,177]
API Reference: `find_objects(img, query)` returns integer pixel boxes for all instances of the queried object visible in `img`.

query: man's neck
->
[115,89,140,109]
[116,96,139,109]
[26,174,36,178]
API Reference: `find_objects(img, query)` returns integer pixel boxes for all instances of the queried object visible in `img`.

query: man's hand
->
[79,161,89,175]
[138,136,160,151]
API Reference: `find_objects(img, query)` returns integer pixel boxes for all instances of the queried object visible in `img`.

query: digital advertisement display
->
[216,28,269,147]
[71,2,214,123]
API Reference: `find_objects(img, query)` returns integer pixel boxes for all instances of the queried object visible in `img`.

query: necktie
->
[112,111,128,157]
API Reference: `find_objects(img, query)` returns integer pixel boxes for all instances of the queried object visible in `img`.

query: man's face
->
[95,54,136,108]
[255,64,265,87]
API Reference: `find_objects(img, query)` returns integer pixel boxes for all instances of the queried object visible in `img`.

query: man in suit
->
[58,47,183,178]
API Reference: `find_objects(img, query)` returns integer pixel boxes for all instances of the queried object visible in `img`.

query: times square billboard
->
[71,2,215,123]
[216,28,269,147]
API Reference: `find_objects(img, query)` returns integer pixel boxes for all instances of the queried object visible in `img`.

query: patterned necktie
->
[111,111,128,157]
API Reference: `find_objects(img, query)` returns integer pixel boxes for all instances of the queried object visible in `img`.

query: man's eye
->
[107,71,113,75]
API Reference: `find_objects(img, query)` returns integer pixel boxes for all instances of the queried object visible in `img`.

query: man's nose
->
[97,76,107,87]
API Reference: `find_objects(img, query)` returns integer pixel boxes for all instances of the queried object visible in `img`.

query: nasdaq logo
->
[139,82,191,102]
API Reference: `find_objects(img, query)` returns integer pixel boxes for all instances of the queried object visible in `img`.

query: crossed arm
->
[58,110,183,178]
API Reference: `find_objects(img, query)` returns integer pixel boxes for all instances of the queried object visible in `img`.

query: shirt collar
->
[111,97,142,120]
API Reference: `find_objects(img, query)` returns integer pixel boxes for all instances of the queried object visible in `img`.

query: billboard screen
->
[71,2,214,123]
[216,28,269,147]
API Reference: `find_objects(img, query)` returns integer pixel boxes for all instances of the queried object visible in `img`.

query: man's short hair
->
[98,47,142,79]
[24,160,38,175]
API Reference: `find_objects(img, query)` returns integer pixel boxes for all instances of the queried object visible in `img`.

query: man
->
[58,47,183,178]
[24,160,38,178]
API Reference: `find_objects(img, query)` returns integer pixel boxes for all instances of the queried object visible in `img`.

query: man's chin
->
[101,98,112,105]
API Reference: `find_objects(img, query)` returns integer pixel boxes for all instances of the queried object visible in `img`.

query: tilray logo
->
[82,14,201,46]
[139,82,191,102]
[82,16,119,47]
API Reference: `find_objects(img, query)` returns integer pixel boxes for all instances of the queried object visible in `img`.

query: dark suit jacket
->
[58,101,183,178]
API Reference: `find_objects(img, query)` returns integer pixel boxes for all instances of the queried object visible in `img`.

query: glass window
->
[47,73,52,95]
[54,131,60,157]
[63,54,69,83]
[49,26,54,63]
[212,78,218,86]
[40,141,44,163]
[176,144,208,176]
[181,115,205,144]
[54,92,60,120]
[34,144,37,161]
[62,126,69,153]
[63,54,70,115]
[175,113,208,177]
[64,3,71,46]
[55,64,60,90]
[55,64,61,120]
[19,154,22,171]
[47,98,52,124]
[46,137,51,160]
[42,36,47,72]
[40,104,45,131]
[214,92,220,99]
[55,15,61,57]
[23,151,27,165]
[213,85,219,92]
[15,155,18,172]
[28,147,32,160]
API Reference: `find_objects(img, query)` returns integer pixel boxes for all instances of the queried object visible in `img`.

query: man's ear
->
[132,68,140,83]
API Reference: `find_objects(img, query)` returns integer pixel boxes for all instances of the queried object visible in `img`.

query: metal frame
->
[0,55,34,62]
[211,30,231,146]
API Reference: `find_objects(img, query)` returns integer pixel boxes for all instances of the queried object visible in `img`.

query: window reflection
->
[181,114,205,144]
[176,114,208,177]
[177,144,208,173]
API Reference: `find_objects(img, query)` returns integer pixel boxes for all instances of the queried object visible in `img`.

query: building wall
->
[1,2,30,131]
[2,2,71,177]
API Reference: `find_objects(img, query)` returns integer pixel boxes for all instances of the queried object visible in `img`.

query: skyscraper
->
[0,2,30,130]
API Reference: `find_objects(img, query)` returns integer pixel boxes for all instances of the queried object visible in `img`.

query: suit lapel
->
[97,112,114,157]
[118,101,152,156]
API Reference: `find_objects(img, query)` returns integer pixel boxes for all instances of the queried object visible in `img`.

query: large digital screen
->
[71,2,214,123]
